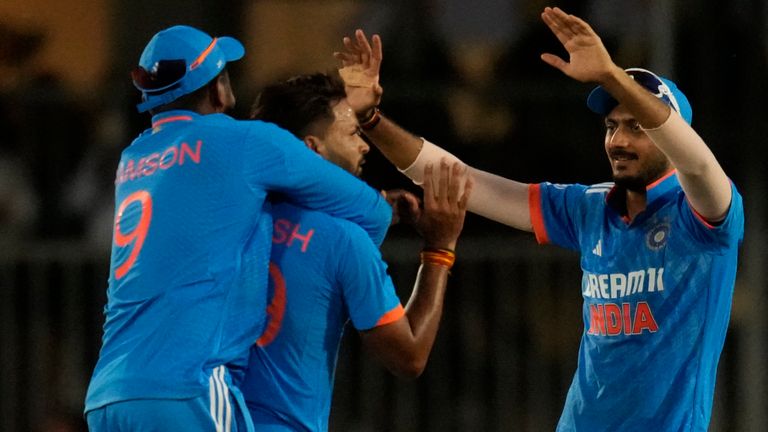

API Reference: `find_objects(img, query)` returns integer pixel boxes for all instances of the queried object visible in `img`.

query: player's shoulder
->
[271,202,367,242]
[541,181,610,198]
[585,181,614,195]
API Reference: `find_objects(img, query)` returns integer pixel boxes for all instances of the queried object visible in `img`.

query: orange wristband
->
[420,247,456,270]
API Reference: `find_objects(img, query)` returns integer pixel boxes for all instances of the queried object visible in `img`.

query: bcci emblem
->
[646,223,670,251]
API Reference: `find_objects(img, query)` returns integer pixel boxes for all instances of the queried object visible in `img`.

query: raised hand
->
[334,29,384,116]
[417,160,472,251]
[540,7,620,85]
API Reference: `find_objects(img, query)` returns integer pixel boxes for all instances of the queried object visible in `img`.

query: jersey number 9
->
[113,190,153,280]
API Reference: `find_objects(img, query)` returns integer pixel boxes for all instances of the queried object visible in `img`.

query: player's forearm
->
[363,114,423,169]
[598,66,672,129]
[396,262,450,377]
[399,140,532,231]
[644,112,732,221]
[467,168,533,231]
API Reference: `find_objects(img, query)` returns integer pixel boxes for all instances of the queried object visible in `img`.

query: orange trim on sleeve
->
[686,198,718,229]
[375,304,405,327]
[528,184,550,244]
[189,38,218,70]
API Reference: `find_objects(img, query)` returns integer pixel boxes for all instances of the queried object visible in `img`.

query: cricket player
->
[240,72,471,431]
[336,7,744,431]
[84,25,392,431]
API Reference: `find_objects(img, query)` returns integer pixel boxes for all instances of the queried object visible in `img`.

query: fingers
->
[447,162,462,205]
[422,163,435,206]
[438,159,450,202]
[371,34,383,67]
[337,29,381,71]
[342,36,357,55]
[541,7,573,46]
[544,7,595,40]
[458,173,472,210]
[333,51,357,67]
[355,29,372,67]
[554,7,595,37]
[540,53,567,72]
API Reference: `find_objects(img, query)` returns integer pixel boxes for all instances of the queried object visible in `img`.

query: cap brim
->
[586,86,617,116]
[218,36,245,62]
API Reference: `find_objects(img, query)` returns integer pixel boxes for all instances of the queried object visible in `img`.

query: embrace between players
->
[85,6,743,432]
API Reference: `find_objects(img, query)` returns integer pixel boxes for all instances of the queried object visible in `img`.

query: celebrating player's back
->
[84,26,391,432]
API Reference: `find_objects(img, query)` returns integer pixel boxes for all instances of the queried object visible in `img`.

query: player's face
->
[604,105,672,191]
[316,99,369,177]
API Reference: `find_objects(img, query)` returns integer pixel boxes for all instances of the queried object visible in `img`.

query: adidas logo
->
[592,240,602,257]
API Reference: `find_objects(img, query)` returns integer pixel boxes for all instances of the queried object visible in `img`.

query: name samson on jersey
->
[115,140,203,185]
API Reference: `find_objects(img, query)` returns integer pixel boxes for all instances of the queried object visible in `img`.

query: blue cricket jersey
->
[529,171,744,431]
[85,110,391,412]
[240,202,404,432]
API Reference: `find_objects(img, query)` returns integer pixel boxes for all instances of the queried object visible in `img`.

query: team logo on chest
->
[646,222,670,251]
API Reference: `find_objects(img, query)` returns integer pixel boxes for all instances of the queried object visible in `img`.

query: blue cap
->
[586,68,693,124]
[134,25,244,113]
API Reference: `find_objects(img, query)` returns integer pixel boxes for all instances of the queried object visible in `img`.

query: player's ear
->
[303,135,324,156]
[209,71,235,113]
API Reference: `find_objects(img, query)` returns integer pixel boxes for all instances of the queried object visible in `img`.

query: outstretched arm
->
[335,30,533,231]
[540,7,732,221]
[360,162,471,378]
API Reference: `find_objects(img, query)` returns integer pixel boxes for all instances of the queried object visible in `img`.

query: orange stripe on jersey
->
[375,304,405,327]
[687,198,717,229]
[528,183,550,244]
[152,115,193,128]
[646,169,676,190]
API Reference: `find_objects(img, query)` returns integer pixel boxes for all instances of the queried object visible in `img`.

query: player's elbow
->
[388,354,428,379]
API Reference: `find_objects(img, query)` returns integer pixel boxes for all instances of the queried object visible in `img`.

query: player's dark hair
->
[251,72,347,139]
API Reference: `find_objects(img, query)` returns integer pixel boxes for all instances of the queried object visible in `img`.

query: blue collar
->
[644,170,680,206]
[605,170,680,222]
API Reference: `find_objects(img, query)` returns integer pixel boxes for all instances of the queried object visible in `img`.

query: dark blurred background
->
[1,0,766,431]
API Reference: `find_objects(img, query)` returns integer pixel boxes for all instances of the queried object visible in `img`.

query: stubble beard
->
[612,156,672,192]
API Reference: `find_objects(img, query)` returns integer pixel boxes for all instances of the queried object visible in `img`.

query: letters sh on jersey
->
[582,268,663,336]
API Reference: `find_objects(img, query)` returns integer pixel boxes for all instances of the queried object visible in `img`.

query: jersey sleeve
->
[679,182,745,251]
[242,121,391,246]
[335,222,403,331]
[529,182,588,251]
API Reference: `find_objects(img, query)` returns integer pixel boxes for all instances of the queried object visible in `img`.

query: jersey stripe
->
[528,184,549,244]
[375,304,405,327]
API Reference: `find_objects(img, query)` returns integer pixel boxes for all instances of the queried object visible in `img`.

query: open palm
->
[540,7,617,84]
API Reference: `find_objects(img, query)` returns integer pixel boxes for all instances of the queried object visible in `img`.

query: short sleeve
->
[336,223,403,331]
[679,182,744,251]
[529,182,588,251]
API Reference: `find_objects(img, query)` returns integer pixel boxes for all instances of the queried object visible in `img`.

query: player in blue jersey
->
[337,8,744,431]
[240,72,471,431]
[84,25,393,432]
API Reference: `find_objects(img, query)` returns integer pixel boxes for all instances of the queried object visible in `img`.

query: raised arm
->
[540,7,732,221]
[335,30,533,231]
[360,162,471,378]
